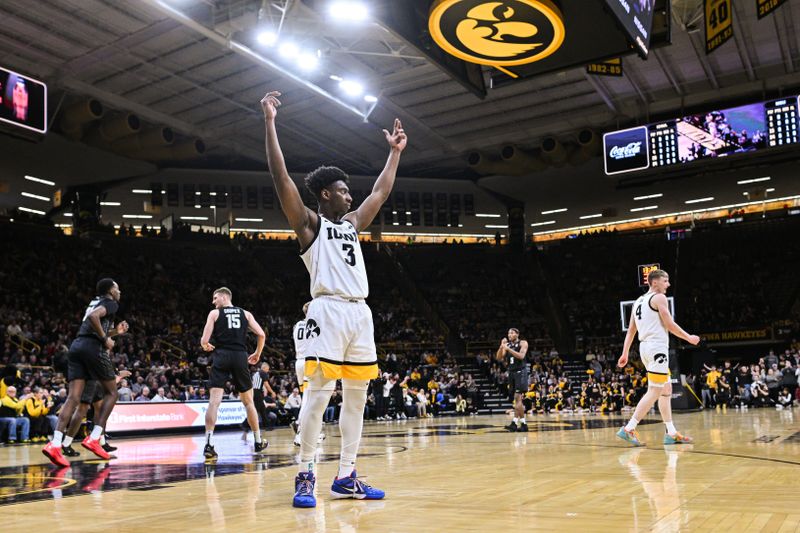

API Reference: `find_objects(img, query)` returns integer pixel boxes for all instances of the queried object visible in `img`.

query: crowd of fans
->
[1,212,799,443]
[692,345,800,410]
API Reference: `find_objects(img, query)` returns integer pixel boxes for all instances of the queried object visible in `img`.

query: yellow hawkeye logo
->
[429,0,565,72]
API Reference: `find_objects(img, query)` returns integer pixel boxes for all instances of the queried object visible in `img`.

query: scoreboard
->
[637,263,661,287]
[604,95,800,175]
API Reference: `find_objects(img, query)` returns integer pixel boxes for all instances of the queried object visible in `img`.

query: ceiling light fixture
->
[328,1,369,22]
[339,79,363,97]
[541,208,567,214]
[737,176,771,185]
[21,192,50,202]
[279,42,299,58]
[579,214,603,220]
[256,30,278,46]
[530,220,556,227]
[685,197,714,204]
[633,193,663,201]
[24,175,55,186]
[630,205,658,212]
[18,207,45,215]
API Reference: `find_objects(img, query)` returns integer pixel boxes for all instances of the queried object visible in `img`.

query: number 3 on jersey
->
[342,243,357,266]
[226,314,241,329]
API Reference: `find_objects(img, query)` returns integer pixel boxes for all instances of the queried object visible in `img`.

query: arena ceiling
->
[1,0,800,224]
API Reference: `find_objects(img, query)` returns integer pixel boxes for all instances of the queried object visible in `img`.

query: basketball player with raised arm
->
[498,328,529,432]
[292,302,325,447]
[43,278,129,466]
[617,269,700,446]
[200,287,267,460]
[261,90,406,508]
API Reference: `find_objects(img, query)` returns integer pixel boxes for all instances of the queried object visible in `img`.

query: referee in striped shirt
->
[250,362,274,429]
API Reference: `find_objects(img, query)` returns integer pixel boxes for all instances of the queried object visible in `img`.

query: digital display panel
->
[604,0,656,57]
[603,126,649,175]
[677,103,767,163]
[604,95,798,175]
[765,97,799,147]
[0,66,47,134]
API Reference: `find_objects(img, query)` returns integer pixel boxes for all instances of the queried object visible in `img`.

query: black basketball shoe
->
[62,444,80,457]
[204,443,218,460]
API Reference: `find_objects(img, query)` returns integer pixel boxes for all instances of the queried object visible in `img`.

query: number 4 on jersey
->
[635,304,642,321]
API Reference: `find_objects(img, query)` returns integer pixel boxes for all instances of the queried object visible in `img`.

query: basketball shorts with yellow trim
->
[295,359,308,392]
[640,341,670,388]
[303,296,379,381]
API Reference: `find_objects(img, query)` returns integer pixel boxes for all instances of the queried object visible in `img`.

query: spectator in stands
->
[135,386,151,402]
[0,386,30,444]
[765,367,782,404]
[715,375,731,410]
[285,388,302,421]
[23,386,53,441]
[118,379,133,402]
[152,387,170,402]
[777,388,793,409]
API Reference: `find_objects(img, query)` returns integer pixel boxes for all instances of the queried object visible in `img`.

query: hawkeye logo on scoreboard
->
[428,0,566,77]
[638,263,660,287]
[587,57,623,77]
[705,0,733,54]
[757,0,789,19]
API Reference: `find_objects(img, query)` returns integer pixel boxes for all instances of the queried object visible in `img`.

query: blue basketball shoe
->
[293,472,316,508]
[330,470,385,500]
[616,426,645,446]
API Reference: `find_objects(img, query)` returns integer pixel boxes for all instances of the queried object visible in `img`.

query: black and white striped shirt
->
[251,371,263,391]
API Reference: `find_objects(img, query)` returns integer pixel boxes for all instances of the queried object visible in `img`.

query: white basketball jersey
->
[633,292,669,346]
[300,215,369,299]
[293,319,310,360]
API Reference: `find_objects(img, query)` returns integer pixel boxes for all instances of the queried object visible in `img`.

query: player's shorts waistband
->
[315,294,365,304]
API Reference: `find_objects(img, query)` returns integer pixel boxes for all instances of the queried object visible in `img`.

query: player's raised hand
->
[617,354,628,368]
[383,118,407,152]
[260,91,282,120]
[116,320,129,335]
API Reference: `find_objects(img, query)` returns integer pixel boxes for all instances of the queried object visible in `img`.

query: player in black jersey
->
[200,287,267,459]
[43,278,129,466]
[497,328,529,432]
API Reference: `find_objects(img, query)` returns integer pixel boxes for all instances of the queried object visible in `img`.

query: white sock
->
[63,435,73,447]
[298,375,335,475]
[625,417,639,431]
[206,431,214,446]
[90,425,103,441]
[665,421,677,435]
[339,380,368,479]
[513,417,519,425]
[99,434,106,445]
[338,460,355,479]
[52,430,64,447]
[519,416,526,425]
[253,430,262,444]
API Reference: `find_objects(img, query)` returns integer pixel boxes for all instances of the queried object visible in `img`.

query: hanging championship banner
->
[705,0,733,54]
[757,0,789,19]
[586,57,623,77]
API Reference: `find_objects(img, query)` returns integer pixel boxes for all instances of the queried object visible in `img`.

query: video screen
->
[605,0,656,57]
[0,66,47,134]
[677,103,767,163]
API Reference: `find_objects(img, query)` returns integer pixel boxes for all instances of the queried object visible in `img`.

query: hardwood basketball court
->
[3,410,800,531]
